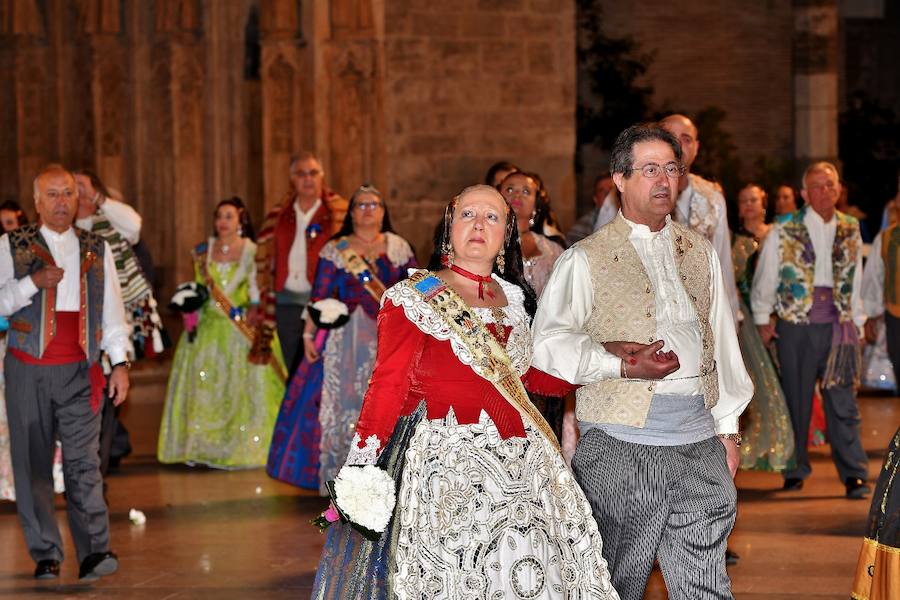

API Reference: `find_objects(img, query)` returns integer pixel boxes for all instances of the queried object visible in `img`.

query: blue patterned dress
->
[266,233,416,492]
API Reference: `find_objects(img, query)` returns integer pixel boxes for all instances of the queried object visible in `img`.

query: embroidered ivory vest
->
[881,223,900,318]
[774,207,860,324]
[575,215,719,427]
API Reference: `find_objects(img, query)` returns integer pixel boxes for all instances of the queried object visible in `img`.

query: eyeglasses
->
[354,201,383,211]
[291,169,321,179]
[807,181,837,192]
[629,162,685,179]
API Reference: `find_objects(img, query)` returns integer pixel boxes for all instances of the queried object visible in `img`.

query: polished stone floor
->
[0,368,896,598]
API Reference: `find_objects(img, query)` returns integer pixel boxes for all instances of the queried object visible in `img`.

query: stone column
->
[322,0,386,196]
[131,0,207,301]
[83,0,129,190]
[793,0,840,168]
[2,0,55,199]
[259,0,303,210]
[204,0,254,210]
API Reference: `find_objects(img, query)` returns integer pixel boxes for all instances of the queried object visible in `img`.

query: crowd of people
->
[0,114,896,599]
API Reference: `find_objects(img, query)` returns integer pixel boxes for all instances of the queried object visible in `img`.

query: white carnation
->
[333,465,396,533]
[312,298,349,324]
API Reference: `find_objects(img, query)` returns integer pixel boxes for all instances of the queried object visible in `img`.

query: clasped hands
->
[602,340,680,380]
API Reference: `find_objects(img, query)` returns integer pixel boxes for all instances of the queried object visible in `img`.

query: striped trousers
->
[572,428,737,600]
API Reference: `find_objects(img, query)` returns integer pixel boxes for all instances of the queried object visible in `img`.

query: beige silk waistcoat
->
[575,215,719,427]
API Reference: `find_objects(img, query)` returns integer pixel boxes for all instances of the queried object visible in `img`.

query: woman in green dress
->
[158,198,287,468]
[734,184,795,471]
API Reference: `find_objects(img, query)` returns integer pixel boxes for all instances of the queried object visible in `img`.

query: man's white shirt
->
[284,199,321,294]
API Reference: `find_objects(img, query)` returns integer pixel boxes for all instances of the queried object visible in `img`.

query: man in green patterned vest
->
[751,161,869,499]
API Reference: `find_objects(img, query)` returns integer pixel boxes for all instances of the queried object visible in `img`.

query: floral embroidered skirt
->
[392,410,618,599]
[313,408,619,599]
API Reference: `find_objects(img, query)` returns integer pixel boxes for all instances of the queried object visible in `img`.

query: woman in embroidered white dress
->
[312,185,618,600]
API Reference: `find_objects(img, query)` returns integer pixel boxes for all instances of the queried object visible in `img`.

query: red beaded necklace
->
[449,264,494,300]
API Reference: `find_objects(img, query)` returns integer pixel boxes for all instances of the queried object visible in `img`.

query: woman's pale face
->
[0,210,19,233]
[738,186,766,222]
[775,185,796,216]
[450,190,508,265]
[499,174,537,232]
[350,191,385,231]
[215,205,240,238]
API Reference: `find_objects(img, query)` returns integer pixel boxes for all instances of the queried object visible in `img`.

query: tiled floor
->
[0,366,896,598]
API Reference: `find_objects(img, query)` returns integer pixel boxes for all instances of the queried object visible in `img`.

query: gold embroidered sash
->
[193,247,287,383]
[405,270,561,453]
[335,237,387,303]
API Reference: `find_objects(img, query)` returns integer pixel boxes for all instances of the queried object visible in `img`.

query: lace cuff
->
[345,433,382,465]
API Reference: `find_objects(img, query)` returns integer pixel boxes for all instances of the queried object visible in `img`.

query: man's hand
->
[719,436,740,478]
[30,266,64,289]
[863,317,881,345]
[602,340,653,359]
[108,365,130,407]
[757,316,778,346]
[617,339,680,380]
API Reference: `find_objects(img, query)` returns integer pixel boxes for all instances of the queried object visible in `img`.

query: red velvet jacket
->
[255,190,348,327]
[349,298,574,460]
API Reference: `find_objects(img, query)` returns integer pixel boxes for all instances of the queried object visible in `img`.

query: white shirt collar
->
[294,198,322,222]
[805,207,835,228]
[39,224,76,243]
[621,212,672,240]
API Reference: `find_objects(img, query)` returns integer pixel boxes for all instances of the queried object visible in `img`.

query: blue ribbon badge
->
[307,223,322,239]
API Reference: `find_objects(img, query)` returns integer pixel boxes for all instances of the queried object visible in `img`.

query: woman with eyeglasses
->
[267,184,417,493]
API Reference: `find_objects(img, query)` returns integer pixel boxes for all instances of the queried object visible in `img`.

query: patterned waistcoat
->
[575,215,719,427]
[774,207,860,324]
[882,223,900,318]
[7,225,106,364]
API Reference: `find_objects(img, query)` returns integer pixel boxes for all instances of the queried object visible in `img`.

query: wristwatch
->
[112,360,132,371]
[717,432,742,447]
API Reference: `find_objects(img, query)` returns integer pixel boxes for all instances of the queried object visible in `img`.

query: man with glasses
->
[533,124,752,599]
[751,161,869,499]
[255,152,347,377]
[661,114,740,327]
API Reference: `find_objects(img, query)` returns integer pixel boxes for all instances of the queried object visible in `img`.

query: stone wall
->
[382,0,577,256]
[579,0,794,207]
[0,0,577,299]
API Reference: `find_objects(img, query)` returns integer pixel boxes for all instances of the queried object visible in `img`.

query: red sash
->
[9,312,106,414]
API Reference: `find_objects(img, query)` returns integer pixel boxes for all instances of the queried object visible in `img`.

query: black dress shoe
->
[845,478,871,500]
[78,551,118,582]
[782,477,804,491]
[725,549,740,565]
[34,559,60,580]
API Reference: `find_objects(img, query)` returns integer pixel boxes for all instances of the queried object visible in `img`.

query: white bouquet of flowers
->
[313,465,396,541]
[307,298,350,330]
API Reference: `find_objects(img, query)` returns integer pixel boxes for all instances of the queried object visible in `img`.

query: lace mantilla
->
[345,432,382,465]
[383,271,532,376]
[318,233,413,269]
